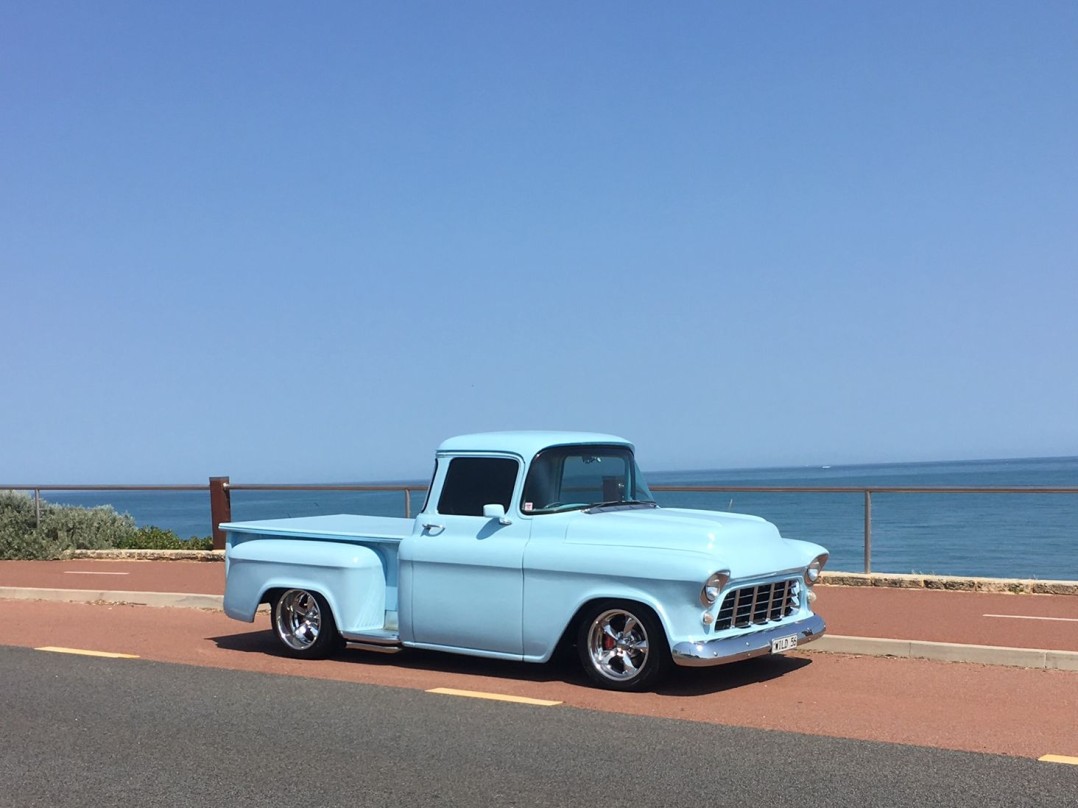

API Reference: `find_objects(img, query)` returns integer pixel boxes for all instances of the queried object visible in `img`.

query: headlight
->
[700,570,730,606]
[804,553,829,587]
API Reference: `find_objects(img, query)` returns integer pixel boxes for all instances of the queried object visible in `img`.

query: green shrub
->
[0,491,213,558]
[113,526,214,551]
[0,491,43,560]
[36,503,138,552]
[0,491,35,525]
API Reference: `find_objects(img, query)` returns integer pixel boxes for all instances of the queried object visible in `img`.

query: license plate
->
[770,634,798,654]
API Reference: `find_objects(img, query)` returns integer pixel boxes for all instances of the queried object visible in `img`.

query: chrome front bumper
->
[671,613,826,668]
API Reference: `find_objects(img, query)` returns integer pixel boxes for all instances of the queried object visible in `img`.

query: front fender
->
[520,537,828,663]
[522,568,697,662]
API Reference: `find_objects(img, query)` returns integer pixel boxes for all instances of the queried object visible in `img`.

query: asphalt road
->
[2,646,1074,808]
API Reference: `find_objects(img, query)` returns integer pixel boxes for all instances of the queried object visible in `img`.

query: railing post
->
[209,476,232,551]
[404,489,412,518]
[864,489,872,574]
[34,488,41,529]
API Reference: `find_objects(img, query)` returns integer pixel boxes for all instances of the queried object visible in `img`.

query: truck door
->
[400,455,530,656]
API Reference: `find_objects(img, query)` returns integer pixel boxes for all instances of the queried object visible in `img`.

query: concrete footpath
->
[1,555,1076,671]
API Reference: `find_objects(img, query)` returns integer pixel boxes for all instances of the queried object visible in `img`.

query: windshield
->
[521,444,656,515]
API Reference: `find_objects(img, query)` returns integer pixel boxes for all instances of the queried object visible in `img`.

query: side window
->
[419,459,439,514]
[437,457,519,516]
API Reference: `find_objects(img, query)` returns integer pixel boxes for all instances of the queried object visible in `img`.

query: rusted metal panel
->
[209,477,232,551]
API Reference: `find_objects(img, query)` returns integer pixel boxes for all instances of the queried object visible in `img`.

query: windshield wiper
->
[584,500,658,513]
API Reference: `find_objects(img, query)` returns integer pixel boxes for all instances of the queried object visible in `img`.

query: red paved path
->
[1,598,1075,760]
[2,558,1076,651]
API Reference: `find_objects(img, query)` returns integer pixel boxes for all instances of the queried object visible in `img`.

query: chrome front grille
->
[714,579,798,631]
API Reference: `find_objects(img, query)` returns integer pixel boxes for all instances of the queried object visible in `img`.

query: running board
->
[340,628,401,649]
[346,641,402,655]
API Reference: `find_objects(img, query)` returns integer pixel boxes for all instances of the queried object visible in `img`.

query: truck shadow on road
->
[658,655,813,697]
[209,629,813,696]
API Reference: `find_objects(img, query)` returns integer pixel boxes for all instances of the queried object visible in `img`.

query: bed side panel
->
[224,537,387,633]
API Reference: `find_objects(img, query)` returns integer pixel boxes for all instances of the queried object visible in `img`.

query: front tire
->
[576,602,670,691]
[271,589,344,659]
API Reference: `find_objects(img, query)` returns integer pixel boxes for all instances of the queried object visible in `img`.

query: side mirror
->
[483,504,512,525]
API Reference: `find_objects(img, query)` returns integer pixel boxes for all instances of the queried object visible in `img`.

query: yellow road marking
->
[36,646,139,659]
[427,687,561,706]
[1039,755,1078,766]
[984,614,1078,623]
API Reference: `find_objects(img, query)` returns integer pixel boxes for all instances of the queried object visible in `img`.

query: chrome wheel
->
[585,608,651,683]
[576,601,670,690]
[274,589,324,651]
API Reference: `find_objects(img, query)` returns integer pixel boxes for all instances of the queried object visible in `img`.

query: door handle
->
[422,522,445,534]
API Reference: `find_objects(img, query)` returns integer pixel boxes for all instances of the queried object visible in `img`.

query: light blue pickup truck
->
[223,432,828,691]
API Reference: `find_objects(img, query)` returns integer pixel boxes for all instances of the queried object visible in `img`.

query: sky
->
[2,1,1076,483]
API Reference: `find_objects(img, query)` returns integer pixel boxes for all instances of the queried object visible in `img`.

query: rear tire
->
[271,589,344,659]
[576,601,670,691]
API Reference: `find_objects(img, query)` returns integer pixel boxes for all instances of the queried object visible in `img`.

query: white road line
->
[63,571,130,575]
[427,687,562,706]
[1039,754,1078,766]
[983,614,1078,623]
[35,646,140,659]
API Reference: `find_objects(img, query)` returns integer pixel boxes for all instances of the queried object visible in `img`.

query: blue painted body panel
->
[436,431,632,459]
[223,432,829,667]
[223,538,389,633]
[222,514,413,542]
[223,515,411,632]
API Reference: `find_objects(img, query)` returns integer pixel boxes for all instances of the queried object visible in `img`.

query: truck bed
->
[220,514,413,543]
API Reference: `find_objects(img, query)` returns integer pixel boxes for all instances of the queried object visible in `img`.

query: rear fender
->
[224,538,387,633]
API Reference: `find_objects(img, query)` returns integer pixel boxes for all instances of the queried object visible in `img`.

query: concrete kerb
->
[820,571,1078,596]
[66,551,1078,595]
[70,549,225,562]
[808,635,1078,672]
[0,586,224,611]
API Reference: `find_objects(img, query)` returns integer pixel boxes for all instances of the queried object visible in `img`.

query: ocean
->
[44,456,1078,581]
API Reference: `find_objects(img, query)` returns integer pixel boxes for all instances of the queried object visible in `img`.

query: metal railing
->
[650,485,1078,574]
[208,478,428,548]
[2,484,208,537]
[5,480,1077,572]
[2,480,426,550]
[223,482,427,520]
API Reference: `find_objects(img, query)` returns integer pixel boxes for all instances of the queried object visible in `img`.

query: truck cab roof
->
[437,431,633,459]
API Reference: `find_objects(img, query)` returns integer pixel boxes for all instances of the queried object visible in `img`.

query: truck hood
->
[562,506,820,578]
